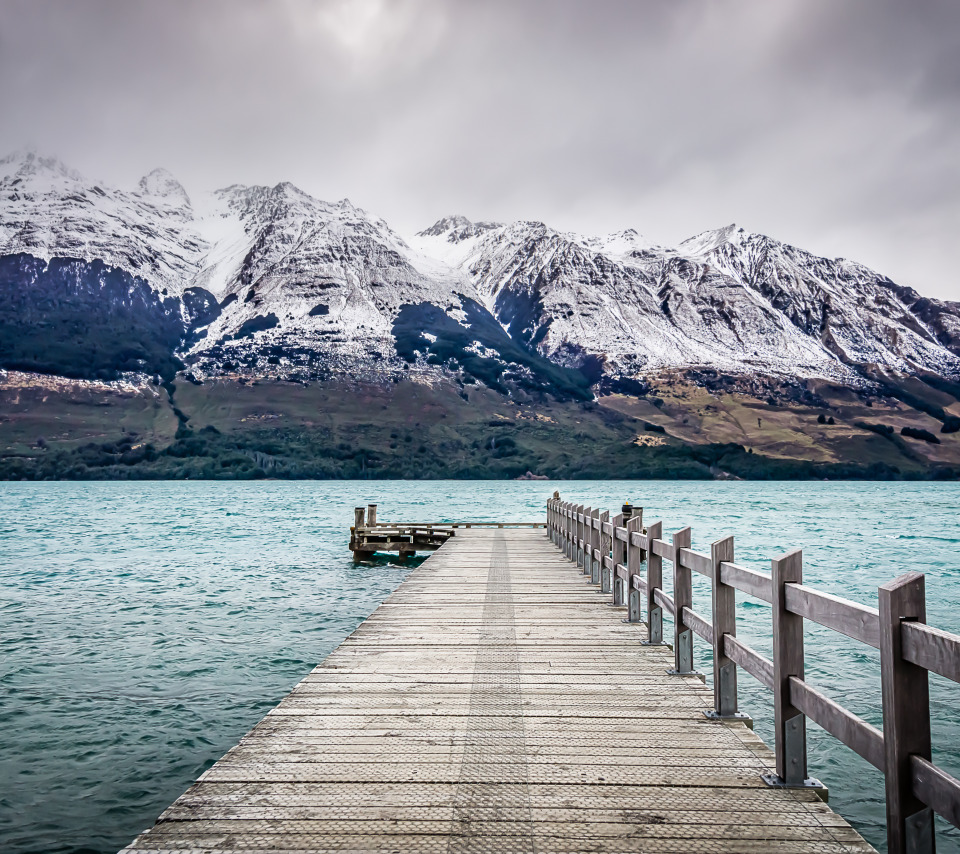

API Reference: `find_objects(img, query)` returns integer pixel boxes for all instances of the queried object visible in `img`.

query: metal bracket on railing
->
[761,772,828,800]
[703,709,754,728]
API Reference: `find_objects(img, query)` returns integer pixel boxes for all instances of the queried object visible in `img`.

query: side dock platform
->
[121,526,875,853]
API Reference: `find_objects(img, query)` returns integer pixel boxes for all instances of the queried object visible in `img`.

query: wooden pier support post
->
[367,504,377,526]
[769,549,809,786]
[643,521,665,644]
[879,572,934,854]
[351,506,373,561]
[669,527,695,675]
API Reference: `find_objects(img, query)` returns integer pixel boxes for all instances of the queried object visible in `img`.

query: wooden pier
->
[120,497,960,854]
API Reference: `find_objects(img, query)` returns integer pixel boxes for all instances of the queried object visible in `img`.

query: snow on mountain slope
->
[0,150,206,295]
[186,183,490,376]
[411,216,960,383]
[2,149,959,393]
[680,225,960,375]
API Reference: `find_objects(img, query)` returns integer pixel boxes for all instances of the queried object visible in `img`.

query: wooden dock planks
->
[121,527,876,853]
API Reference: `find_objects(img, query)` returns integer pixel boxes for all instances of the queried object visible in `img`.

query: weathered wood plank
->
[901,621,960,684]
[788,676,884,770]
[121,526,874,854]
[784,583,880,648]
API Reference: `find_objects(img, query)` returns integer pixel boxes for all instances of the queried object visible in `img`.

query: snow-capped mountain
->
[410,217,960,383]
[1,149,959,396]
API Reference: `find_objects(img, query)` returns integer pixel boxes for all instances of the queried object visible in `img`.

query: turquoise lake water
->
[1,481,958,853]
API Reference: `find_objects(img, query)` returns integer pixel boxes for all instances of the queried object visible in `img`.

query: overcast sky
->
[1,0,958,299]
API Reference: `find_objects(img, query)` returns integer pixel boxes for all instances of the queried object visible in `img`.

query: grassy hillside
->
[2,370,959,480]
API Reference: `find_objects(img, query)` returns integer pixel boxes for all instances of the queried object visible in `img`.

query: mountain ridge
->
[1,149,959,398]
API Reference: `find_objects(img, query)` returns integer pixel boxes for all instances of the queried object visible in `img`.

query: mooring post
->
[367,504,377,527]
[708,535,745,721]
[771,549,807,786]
[669,527,694,675]
[644,521,664,644]
[351,507,367,561]
[879,572,934,854]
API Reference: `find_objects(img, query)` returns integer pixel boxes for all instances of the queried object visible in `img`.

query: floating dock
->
[121,524,880,853]
[348,502,545,559]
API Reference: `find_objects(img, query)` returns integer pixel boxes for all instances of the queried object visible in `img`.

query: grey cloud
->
[0,0,957,299]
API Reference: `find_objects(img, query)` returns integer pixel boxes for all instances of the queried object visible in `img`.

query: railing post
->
[577,504,586,567]
[669,527,694,675]
[592,510,601,578]
[570,504,583,566]
[580,507,593,575]
[565,503,573,560]
[624,514,643,616]
[560,502,567,555]
[602,513,622,595]
[587,509,597,577]
[643,521,665,645]
[769,549,808,787]
[707,535,747,721]
[879,572,934,854]
[593,511,608,585]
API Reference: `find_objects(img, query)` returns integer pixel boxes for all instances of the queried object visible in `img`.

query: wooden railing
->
[546,497,960,854]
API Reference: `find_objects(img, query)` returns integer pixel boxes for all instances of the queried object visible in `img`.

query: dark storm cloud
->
[0,0,957,299]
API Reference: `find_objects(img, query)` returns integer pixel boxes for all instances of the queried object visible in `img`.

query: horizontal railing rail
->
[546,495,960,854]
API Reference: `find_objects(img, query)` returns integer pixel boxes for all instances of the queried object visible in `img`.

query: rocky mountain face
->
[2,150,959,401]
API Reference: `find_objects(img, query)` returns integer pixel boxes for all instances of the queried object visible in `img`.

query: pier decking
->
[121,527,874,853]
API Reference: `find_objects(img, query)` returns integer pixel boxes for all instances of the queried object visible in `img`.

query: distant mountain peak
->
[137,168,191,208]
[0,148,83,184]
[679,222,760,256]
[418,215,503,243]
